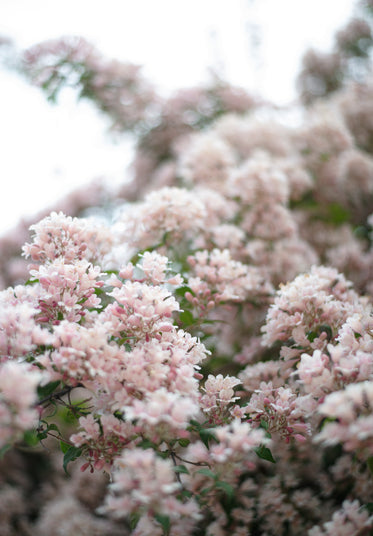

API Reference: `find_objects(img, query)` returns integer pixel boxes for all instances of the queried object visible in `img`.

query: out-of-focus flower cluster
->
[297,0,373,104]
[22,36,156,131]
[0,362,42,448]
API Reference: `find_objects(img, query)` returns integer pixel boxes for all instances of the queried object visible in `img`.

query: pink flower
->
[105,281,179,340]
[0,361,43,447]
[23,211,111,263]
[103,448,200,521]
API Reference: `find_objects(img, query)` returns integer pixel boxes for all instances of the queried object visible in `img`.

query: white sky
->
[0,0,355,233]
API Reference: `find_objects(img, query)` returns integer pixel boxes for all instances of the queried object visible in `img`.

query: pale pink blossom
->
[124,388,199,436]
[115,187,206,249]
[0,289,51,358]
[228,152,289,205]
[245,382,313,442]
[210,420,266,463]
[216,114,294,160]
[104,280,179,340]
[23,211,111,264]
[309,500,373,536]
[241,203,297,240]
[103,448,200,521]
[29,259,103,324]
[316,381,373,458]
[201,374,241,416]
[262,266,366,360]
[178,132,235,189]
[38,320,120,386]
[187,248,272,305]
[137,251,183,286]
[110,337,202,409]
[70,413,135,471]
[0,361,43,447]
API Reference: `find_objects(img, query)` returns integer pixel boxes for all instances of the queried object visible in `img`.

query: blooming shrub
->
[2,2,373,534]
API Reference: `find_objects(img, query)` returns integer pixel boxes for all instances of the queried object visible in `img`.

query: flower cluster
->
[102,448,201,533]
[0,361,42,447]
[262,265,366,360]
[316,380,373,459]
[244,382,313,443]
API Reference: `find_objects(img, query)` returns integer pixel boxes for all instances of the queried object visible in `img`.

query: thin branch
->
[173,452,210,467]
[170,451,183,485]
[36,383,83,407]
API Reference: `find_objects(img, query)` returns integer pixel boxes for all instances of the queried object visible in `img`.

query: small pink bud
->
[167,275,183,285]
[158,323,173,332]
[94,459,105,471]
[80,462,90,472]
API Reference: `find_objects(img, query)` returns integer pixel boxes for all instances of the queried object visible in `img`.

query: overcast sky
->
[0,0,355,233]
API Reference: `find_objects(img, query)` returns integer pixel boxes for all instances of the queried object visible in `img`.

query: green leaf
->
[0,444,12,459]
[318,416,337,431]
[23,429,39,447]
[178,489,193,499]
[25,278,39,286]
[37,380,61,400]
[259,419,272,438]
[200,485,213,496]
[365,503,373,514]
[306,330,317,343]
[175,286,194,298]
[216,480,235,499]
[199,428,218,449]
[255,445,276,463]
[307,324,332,343]
[129,512,140,529]
[63,446,82,474]
[178,310,195,326]
[260,419,269,430]
[47,423,60,433]
[36,429,48,441]
[60,441,71,454]
[367,456,373,475]
[94,287,105,296]
[196,468,216,479]
[59,405,79,425]
[154,513,170,534]
[189,419,202,430]
[178,438,190,447]
[320,152,330,162]
[173,464,190,475]
[327,203,350,225]
[317,324,333,341]
[138,439,158,450]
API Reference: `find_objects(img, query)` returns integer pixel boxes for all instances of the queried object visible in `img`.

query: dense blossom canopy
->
[1,2,373,535]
